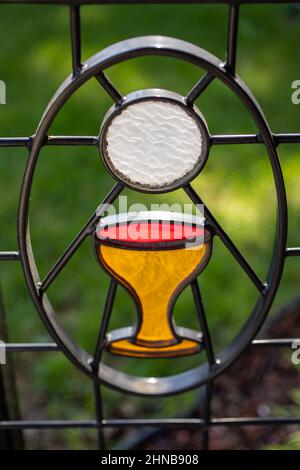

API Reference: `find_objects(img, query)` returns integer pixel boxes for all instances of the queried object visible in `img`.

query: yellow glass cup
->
[94,212,212,358]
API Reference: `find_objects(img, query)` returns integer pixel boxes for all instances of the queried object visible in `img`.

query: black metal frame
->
[0,0,299,450]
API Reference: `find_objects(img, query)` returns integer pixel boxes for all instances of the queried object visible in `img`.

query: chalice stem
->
[134,297,178,348]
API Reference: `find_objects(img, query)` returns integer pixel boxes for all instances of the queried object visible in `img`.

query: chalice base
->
[106,326,203,358]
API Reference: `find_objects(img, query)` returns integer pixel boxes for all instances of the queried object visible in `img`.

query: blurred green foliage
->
[0,3,299,449]
[266,376,300,450]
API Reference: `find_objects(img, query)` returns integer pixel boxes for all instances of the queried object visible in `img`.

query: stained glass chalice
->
[94,212,212,358]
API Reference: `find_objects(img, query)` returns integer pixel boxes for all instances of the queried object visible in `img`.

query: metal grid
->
[0,0,299,450]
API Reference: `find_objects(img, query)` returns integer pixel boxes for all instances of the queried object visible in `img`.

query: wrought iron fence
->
[0,0,299,450]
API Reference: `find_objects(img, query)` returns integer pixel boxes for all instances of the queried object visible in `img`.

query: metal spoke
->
[186,72,215,105]
[39,183,124,294]
[225,3,240,74]
[185,184,265,294]
[95,72,123,104]
[211,134,262,145]
[46,136,99,147]
[191,280,215,366]
[91,280,117,371]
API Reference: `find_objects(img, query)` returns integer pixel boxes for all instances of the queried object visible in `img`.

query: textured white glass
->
[103,100,204,189]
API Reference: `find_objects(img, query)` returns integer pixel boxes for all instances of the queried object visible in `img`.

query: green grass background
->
[0,3,299,449]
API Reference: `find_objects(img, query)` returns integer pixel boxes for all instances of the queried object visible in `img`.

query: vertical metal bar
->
[202,381,214,450]
[0,284,24,449]
[93,379,105,450]
[0,372,14,449]
[70,5,82,76]
[226,3,240,74]
[91,281,117,450]
[191,280,216,450]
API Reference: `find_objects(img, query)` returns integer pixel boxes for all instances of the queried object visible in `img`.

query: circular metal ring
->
[17,36,287,396]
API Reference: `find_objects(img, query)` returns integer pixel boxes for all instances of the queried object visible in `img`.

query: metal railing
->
[0,0,300,450]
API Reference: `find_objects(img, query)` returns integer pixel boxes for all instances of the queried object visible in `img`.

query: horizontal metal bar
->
[275,134,300,145]
[5,339,297,354]
[0,251,20,261]
[1,416,299,431]
[286,247,300,257]
[212,133,300,146]
[1,133,298,149]
[251,338,300,347]
[0,420,97,430]
[0,138,30,148]
[211,134,262,145]
[0,136,99,148]
[46,136,99,146]
[105,417,300,428]
[5,343,59,352]
[211,417,300,427]
[103,418,205,428]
